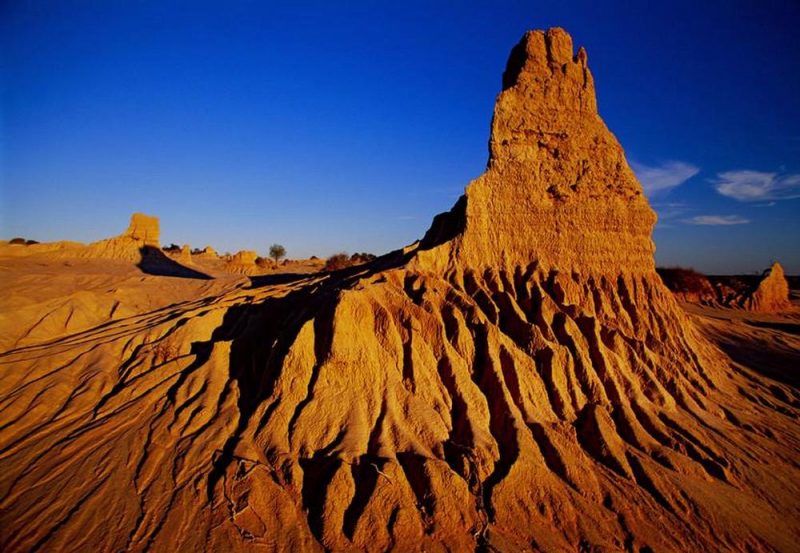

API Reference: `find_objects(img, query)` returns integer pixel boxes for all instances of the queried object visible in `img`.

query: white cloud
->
[713,170,800,201]
[683,215,750,226]
[631,160,700,196]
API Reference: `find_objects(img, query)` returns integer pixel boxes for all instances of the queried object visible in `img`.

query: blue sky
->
[2,1,798,273]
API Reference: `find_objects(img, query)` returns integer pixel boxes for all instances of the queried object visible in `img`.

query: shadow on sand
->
[137,246,212,279]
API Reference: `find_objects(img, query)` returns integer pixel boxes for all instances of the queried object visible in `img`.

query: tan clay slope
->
[1,28,799,553]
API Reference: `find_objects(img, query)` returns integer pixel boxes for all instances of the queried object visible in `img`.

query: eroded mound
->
[746,262,791,313]
[1,28,799,553]
[79,212,162,261]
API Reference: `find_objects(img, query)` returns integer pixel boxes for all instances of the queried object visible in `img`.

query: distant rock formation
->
[178,244,193,264]
[226,250,260,274]
[196,245,218,259]
[124,213,160,245]
[745,262,791,312]
[0,213,160,261]
[77,213,161,261]
[659,263,792,312]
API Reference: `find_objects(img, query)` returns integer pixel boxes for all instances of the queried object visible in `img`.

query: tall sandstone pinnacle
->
[1,29,798,553]
[417,28,655,274]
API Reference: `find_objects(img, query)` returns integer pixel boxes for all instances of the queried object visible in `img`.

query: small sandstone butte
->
[226,249,260,274]
[746,262,791,312]
[78,212,161,261]
[124,212,160,245]
[1,29,798,553]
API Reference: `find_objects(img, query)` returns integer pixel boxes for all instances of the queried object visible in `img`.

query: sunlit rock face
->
[418,28,656,276]
[125,213,161,246]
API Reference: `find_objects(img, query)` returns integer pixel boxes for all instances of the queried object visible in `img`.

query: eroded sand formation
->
[226,250,260,275]
[1,29,799,552]
[660,262,793,313]
[745,262,791,313]
[79,212,161,261]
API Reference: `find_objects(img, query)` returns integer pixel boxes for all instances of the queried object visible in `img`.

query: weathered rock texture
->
[80,213,161,261]
[197,245,218,259]
[226,250,260,275]
[125,213,160,245]
[1,29,798,553]
[745,262,791,312]
[178,244,193,264]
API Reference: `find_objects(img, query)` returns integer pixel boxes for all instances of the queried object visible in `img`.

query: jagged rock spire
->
[418,28,656,274]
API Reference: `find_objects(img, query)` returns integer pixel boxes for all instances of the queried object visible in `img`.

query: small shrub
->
[9,237,27,245]
[656,266,710,295]
[162,243,181,253]
[350,252,377,265]
[324,252,351,271]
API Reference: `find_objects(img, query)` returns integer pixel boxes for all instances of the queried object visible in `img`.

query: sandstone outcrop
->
[0,213,161,261]
[225,250,260,274]
[745,262,791,312]
[178,244,193,264]
[1,29,798,553]
[79,212,161,261]
[659,264,793,312]
[124,213,160,245]
[197,245,218,259]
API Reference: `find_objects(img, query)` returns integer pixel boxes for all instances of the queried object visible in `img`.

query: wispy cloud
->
[650,201,690,229]
[683,215,750,226]
[631,160,700,197]
[713,170,800,201]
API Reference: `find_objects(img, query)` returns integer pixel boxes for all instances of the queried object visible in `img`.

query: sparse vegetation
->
[8,237,38,245]
[656,266,711,295]
[350,252,377,264]
[324,252,351,271]
[269,243,286,263]
[162,244,181,253]
[323,251,377,272]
